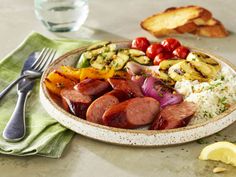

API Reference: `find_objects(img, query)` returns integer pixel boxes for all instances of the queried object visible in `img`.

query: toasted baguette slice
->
[174,17,218,33]
[192,19,229,37]
[193,18,218,26]
[175,22,198,33]
[141,6,212,37]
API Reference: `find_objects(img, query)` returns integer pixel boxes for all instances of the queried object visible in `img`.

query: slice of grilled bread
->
[141,6,212,37]
[193,17,218,26]
[141,6,228,38]
[191,19,228,37]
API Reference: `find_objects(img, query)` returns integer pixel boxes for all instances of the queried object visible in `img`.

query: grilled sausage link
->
[86,95,119,124]
[150,101,197,130]
[61,89,92,119]
[103,97,160,129]
[108,78,143,97]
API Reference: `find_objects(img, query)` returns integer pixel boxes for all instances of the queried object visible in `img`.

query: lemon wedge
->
[199,141,236,166]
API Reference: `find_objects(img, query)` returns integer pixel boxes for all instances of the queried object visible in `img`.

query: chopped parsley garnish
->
[220,75,225,81]
[219,96,227,104]
[141,73,149,77]
[203,111,213,118]
[208,82,222,90]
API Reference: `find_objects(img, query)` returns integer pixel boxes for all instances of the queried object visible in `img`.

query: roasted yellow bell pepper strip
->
[44,70,77,95]
[59,66,81,80]
[79,67,115,80]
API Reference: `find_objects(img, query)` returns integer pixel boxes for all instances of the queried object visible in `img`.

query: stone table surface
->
[0,0,236,177]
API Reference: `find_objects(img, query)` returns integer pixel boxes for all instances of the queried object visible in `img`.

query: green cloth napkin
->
[0,32,94,158]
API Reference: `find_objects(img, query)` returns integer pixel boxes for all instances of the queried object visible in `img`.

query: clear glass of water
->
[34,0,89,32]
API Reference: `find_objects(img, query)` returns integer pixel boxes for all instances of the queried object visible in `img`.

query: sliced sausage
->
[86,90,130,124]
[150,101,197,130]
[86,95,119,124]
[105,90,130,102]
[61,89,92,119]
[74,79,111,97]
[102,97,160,129]
[108,78,143,97]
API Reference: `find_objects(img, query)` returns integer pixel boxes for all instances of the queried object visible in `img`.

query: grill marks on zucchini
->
[187,52,220,68]
[174,68,185,75]
[167,52,221,82]
[158,70,175,85]
[159,59,185,70]
[157,59,185,85]
[187,52,219,65]
[76,42,151,70]
[110,52,130,70]
[186,52,220,80]
[188,61,206,78]
[169,61,207,82]
[189,61,211,78]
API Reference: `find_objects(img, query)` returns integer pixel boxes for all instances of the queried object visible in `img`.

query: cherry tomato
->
[173,46,190,59]
[146,43,164,60]
[153,52,174,65]
[161,38,181,52]
[131,37,150,52]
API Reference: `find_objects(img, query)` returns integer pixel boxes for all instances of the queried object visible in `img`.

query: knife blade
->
[0,52,40,100]
[2,52,38,141]
[18,52,38,92]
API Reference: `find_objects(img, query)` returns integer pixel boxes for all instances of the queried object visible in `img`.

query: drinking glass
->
[34,0,89,32]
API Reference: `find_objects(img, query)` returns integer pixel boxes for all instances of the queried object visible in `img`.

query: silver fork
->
[2,48,57,142]
[0,48,56,100]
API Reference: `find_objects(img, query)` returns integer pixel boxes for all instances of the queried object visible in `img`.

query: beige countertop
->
[0,0,236,176]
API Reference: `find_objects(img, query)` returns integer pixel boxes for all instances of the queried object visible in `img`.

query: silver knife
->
[2,52,38,142]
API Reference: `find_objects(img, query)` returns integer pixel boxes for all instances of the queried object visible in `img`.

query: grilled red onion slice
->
[141,77,183,108]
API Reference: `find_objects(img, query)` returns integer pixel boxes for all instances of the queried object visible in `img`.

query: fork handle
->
[0,75,27,100]
[2,91,30,141]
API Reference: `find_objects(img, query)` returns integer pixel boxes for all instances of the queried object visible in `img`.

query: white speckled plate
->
[39,41,236,146]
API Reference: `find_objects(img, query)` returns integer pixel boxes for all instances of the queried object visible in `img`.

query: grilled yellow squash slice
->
[187,52,220,71]
[168,61,209,82]
[189,60,217,79]
[158,70,175,85]
[159,59,185,70]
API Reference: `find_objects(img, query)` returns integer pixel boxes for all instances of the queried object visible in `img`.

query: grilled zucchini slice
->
[186,52,218,65]
[87,41,110,50]
[189,60,216,79]
[168,62,185,81]
[76,53,91,68]
[187,52,220,78]
[158,70,175,85]
[159,59,185,70]
[110,51,129,70]
[107,43,117,51]
[132,56,150,65]
[90,55,106,70]
[101,51,116,62]
[128,49,145,57]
